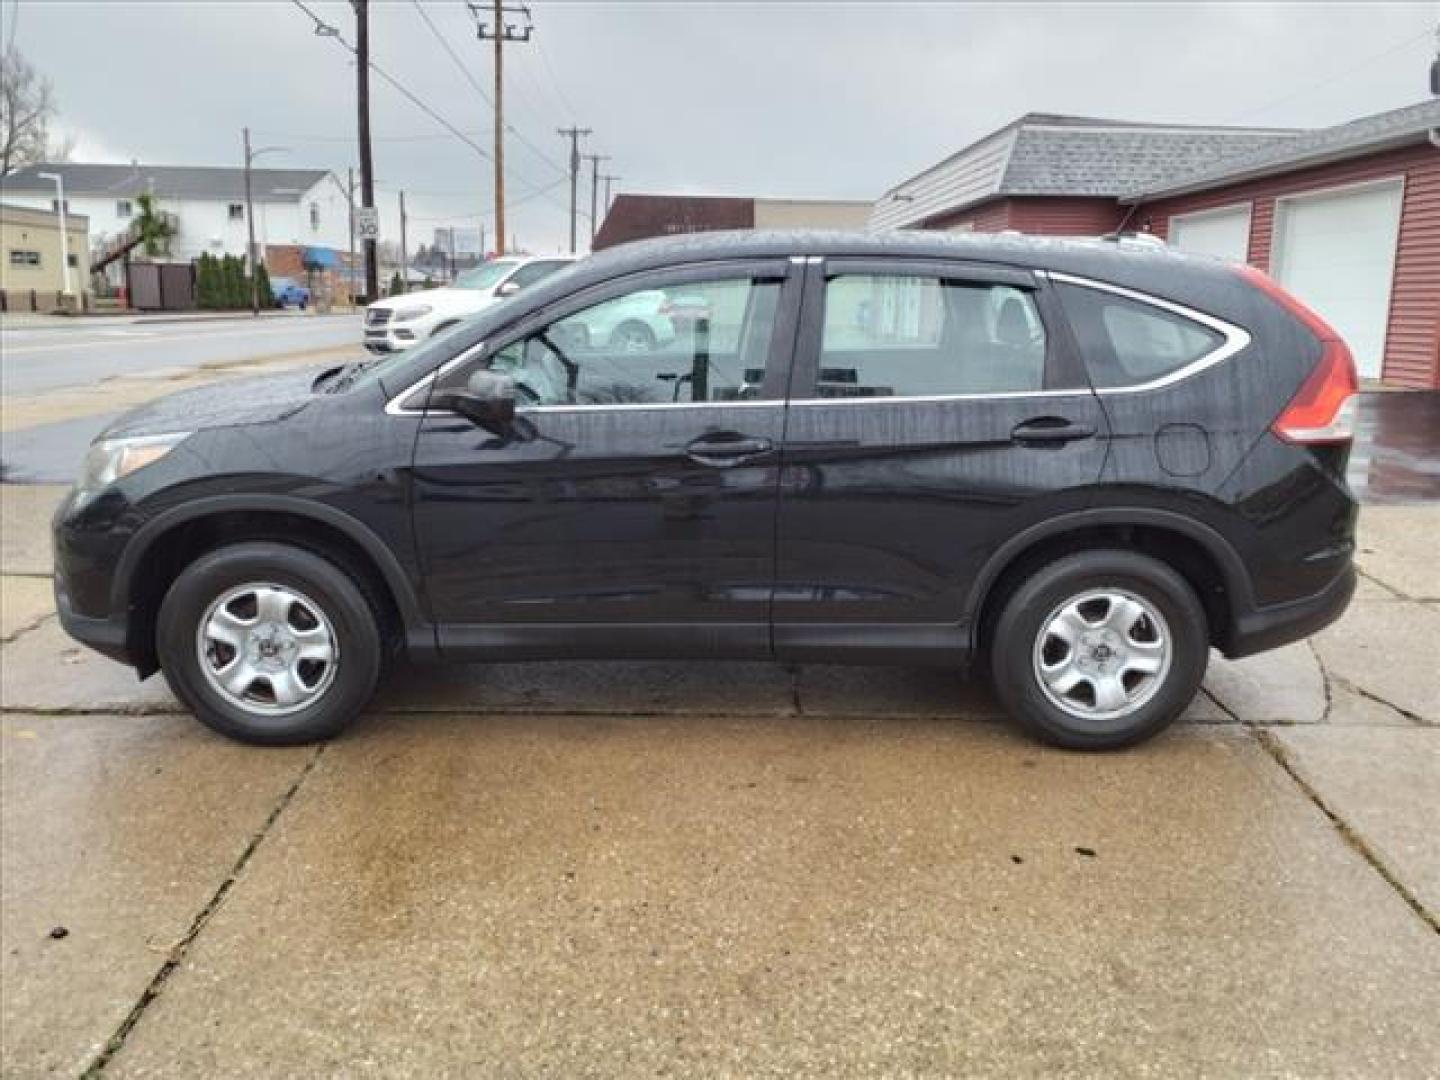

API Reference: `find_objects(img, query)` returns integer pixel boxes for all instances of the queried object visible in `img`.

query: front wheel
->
[989,550,1208,750]
[157,542,382,745]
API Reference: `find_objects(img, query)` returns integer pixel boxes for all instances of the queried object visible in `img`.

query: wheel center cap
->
[248,622,294,668]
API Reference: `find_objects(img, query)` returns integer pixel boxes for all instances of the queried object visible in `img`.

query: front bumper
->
[1223,564,1355,659]
[363,325,421,353]
[55,573,132,665]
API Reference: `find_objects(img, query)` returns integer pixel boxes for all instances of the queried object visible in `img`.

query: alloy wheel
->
[1031,588,1172,722]
[196,582,339,716]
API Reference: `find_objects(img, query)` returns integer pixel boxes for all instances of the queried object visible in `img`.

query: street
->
[0,313,360,396]
[1,322,1437,1075]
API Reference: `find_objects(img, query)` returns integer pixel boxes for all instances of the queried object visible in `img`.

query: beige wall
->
[753,199,873,230]
[1,205,91,297]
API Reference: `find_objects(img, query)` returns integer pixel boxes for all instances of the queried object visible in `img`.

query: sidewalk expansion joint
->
[0,611,56,646]
[1355,567,1409,600]
[1306,639,1334,724]
[1253,728,1439,937]
[1206,686,1437,933]
[1335,677,1433,728]
[78,744,327,1078]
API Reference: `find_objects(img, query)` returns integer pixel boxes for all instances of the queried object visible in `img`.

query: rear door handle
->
[1010,417,1097,446]
[684,432,775,466]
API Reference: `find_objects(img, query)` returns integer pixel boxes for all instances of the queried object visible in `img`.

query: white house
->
[1,162,352,270]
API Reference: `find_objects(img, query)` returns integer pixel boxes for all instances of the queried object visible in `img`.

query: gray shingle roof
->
[1124,99,1440,201]
[1003,124,1295,196]
[870,113,1298,229]
[1,163,329,202]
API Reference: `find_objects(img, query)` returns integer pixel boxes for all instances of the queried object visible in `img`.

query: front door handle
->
[1010,417,1097,446]
[685,432,775,466]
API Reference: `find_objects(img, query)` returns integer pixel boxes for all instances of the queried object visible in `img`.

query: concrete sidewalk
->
[2,485,1436,1076]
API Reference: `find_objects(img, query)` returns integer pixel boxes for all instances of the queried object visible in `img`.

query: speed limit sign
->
[356,206,380,241]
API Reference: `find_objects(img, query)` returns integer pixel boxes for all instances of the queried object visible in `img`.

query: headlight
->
[76,432,190,498]
[391,305,433,322]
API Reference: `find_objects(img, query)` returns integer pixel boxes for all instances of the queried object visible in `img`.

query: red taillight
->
[1272,339,1359,444]
[1235,264,1359,445]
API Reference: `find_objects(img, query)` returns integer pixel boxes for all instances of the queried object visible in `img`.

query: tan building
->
[1,202,91,311]
[594,194,872,250]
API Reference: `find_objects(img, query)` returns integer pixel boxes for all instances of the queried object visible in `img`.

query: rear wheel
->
[157,542,382,745]
[989,550,1208,750]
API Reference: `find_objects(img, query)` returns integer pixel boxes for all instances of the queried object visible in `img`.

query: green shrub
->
[252,261,272,309]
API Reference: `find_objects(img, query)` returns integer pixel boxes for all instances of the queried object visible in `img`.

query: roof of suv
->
[549,229,1246,313]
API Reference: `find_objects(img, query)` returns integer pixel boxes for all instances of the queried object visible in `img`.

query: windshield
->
[453,261,520,290]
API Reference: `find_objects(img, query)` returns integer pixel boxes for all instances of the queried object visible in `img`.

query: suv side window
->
[506,260,568,290]
[817,275,1046,397]
[1056,283,1224,389]
[438,276,780,406]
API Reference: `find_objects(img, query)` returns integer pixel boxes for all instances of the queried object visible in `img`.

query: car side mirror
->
[496,281,521,297]
[432,370,516,433]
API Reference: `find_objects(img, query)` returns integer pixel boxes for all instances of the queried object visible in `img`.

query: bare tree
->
[0,48,61,176]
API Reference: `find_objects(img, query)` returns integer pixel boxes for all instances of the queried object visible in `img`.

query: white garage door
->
[1170,204,1251,263]
[1272,178,1404,380]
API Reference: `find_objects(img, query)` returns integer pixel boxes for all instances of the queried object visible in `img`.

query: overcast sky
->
[5,1,1437,253]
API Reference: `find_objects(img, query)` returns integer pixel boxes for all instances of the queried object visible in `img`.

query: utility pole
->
[398,190,408,295]
[602,174,619,215]
[347,168,356,306]
[242,128,287,315]
[480,222,487,257]
[584,152,609,245]
[557,126,591,254]
[354,0,378,301]
[243,128,257,314]
[472,2,533,256]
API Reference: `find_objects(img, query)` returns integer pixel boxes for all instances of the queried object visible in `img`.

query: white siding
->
[2,177,349,262]
[869,129,1016,231]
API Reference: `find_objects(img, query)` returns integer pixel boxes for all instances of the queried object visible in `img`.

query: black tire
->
[989,550,1208,750]
[609,320,656,353]
[157,542,382,745]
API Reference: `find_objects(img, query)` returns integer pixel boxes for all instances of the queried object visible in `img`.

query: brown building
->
[594,194,871,251]
[873,103,1440,387]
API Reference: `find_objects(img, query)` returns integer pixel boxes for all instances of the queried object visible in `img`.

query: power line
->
[529,3,581,122]
[412,0,491,104]
[289,0,491,162]
[1221,28,1434,124]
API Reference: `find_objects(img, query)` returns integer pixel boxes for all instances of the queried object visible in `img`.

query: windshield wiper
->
[310,364,348,392]
[323,358,381,394]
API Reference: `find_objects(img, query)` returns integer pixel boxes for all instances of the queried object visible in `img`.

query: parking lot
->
[2,422,1437,1075]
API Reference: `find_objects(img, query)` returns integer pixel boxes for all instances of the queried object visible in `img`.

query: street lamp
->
[242,128,289,315]
[36,171,73,303]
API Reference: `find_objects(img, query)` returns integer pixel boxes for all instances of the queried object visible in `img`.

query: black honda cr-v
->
[54,231,1359,749]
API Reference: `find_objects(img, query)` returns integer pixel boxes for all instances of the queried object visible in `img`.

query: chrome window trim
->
[384,268,1252,417]
[383,343,486,417]
[787,388,1093,407]
[1042,271,1252,394]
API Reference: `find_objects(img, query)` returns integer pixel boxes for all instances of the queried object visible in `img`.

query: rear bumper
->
[1223,564,1355,659]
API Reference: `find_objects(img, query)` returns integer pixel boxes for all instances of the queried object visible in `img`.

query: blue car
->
[270,276,311,310]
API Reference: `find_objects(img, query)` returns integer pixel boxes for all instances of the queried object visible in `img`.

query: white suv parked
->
[363,256,574,353]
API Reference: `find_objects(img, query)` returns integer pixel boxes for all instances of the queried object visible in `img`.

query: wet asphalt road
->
[3,383,1436,503]
[0,313,359,396]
